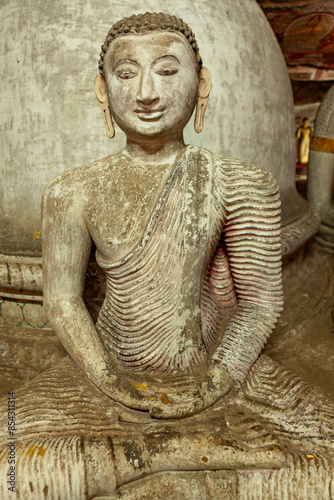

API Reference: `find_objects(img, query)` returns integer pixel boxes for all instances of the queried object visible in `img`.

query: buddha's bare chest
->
[82,160,214,265]
[82,165,183,262]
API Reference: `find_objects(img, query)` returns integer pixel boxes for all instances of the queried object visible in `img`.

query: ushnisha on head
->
[94,12,211,140]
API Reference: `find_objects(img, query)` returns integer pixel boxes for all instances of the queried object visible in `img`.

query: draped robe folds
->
[95,145,283,381]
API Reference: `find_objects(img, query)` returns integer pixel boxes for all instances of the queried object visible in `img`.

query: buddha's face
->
[104,32,200,140]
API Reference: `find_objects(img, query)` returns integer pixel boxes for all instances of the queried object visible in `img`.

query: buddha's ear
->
[194,67,212,133]
[94,73,115,139]
[198,67,211,99]
[94,73,108,103]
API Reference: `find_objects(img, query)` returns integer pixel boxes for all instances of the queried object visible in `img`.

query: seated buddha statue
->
[1,13,333,499]
[42,12,283,419]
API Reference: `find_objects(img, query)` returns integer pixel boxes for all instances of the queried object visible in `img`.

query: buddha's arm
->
[41,180,148,408]
[42,180,113,386]
[211,162,283,384]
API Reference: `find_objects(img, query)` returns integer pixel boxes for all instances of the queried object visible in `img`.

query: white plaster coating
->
[0,0,306,254]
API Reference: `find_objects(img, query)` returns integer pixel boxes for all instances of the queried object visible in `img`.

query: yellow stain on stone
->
[36,446,46,458]
[26,445,46,458]
[306,454,319,466]
[198,435,212,446]
[159,393,171,405]
[133,383,149,391]
[34,230,40,239]
[144,395,158,401]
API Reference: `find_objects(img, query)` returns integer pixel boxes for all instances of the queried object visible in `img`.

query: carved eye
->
[155,68,178,76]
[117,71,137,80]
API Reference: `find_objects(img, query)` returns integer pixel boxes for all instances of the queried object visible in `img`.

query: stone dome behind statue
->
[0,0,309,256]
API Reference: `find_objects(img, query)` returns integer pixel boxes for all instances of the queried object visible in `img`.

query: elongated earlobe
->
[194,67,212,134]
[94,73,115,139]
[194,97,208,134]
[100,103,115,139]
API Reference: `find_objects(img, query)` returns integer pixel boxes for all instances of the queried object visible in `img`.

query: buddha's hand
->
[149,361,234,420]
[99,368,202,414]
[99,362,234,419]
[101,369,203,418]
[99,369,158,412]
[198,359,235,408]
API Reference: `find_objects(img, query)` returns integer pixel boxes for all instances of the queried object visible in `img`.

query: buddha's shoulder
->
[42,154,122,201]
[190,146,278,189]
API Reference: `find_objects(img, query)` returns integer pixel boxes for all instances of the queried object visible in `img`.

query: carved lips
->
[135,108,165,121]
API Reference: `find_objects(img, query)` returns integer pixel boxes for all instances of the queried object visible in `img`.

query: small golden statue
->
[296,117,313,164]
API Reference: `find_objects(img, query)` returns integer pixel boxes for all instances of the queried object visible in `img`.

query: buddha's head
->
[94,13,211,141]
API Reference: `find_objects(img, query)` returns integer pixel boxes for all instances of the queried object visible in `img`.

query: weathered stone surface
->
[0,354,333,498]
[0,10,333,500]
[0,325,66,396]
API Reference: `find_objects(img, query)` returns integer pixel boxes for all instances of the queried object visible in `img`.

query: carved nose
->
[137,71,159,105]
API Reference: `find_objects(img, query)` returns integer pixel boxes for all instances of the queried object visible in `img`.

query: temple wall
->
[0,0,307,256]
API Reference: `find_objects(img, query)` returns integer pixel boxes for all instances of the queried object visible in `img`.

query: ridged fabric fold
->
[211,156,283,381]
